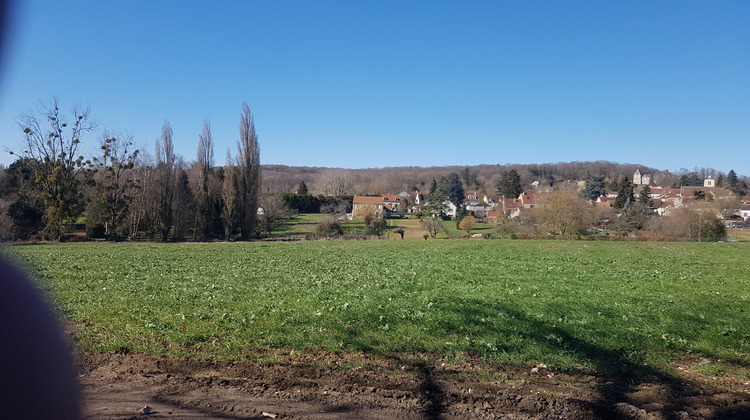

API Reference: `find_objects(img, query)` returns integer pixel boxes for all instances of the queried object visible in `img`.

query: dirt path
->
[75,351,750,419]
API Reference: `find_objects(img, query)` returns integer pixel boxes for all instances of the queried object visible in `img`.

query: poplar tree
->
[195,120,215,241]
[221,150,238,240]
[155,121,176,241]
[236,103,261,240]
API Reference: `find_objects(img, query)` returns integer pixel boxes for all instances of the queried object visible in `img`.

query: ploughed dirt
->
[75,350,750,420]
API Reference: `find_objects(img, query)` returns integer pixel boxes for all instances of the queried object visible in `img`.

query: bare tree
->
[15,97,96,240]
[259,192,293,235]
[534,192,593,238]
[494,216,521,239]
[649,204,726,241]
[90,132,139,239]
[316,169,357,196]
[320,199,349,219]
[716,196,742,221]
[236,103,261,240]
[420,217,442,239]
[125,160,158,240]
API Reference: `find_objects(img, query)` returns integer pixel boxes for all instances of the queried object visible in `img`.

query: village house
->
[381,194,401,212]
[518,193,543,209]
[482,194,502,205]
[741,204,750,221]
[678,186,734,203]
[464,190,482,205]
[464,191,493,217]
[485,210,501,222]
[351,196,390,219]
[409,191,425,206]
[494,197,523,218]
[595,196,617,208]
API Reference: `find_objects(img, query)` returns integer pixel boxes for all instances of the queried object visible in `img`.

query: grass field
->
[4,240,750,377]
[728,227,750,242]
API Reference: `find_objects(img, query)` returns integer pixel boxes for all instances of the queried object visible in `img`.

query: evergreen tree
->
[680,173,702,187]
[496,169,522,198]
[638,184,651,204]
[608,177,620,193]
[460,167,480,189]
[725,169,746,195]
[613,177,634,210]
[172,169,194,240]
[296,181,308,195]
[437,173,464,208]
[428,177,438,197]
[580,176,606,200]
[455,207,470,229]
[725,170,737,188]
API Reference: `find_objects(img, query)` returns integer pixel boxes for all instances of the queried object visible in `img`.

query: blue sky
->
[1,1,748,176]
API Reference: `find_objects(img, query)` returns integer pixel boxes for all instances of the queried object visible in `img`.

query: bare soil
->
[75,350,750,420]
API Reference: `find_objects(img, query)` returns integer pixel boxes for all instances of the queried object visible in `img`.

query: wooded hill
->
[262,162,736,196]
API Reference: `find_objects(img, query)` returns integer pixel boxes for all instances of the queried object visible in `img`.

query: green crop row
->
[4,240,749,373]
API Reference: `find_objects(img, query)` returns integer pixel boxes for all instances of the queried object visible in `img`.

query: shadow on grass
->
[337,297,750,419]
[436,298,750,418]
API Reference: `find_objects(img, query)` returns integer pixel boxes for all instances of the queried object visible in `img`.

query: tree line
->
[1,98,747,242]
[1,98,261,242]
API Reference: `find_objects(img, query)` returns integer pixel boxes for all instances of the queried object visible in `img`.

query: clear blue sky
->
[1,1,748,176]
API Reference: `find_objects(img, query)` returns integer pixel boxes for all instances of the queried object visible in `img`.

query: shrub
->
[316,219,343,237]
[459,215,476,234]
[366,218,388,236]
[86,223,106,239]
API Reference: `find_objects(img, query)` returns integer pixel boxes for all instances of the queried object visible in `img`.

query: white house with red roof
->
[381,194,401,211]
[519,193,543,209]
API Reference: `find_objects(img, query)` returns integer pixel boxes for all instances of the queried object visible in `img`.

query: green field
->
[4,240,750,376]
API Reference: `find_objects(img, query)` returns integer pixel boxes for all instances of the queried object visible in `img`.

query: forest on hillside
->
[262,162,741,196]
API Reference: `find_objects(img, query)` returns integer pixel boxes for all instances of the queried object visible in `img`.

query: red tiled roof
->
[353,196,385,205]
[680,186,734,198]
[502,198,522,208]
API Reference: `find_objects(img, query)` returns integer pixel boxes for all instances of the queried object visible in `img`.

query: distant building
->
[352,196,389,219]
[633,169,652,185]
[704,176,715,188]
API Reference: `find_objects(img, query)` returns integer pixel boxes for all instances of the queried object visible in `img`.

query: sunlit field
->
[5,240,749,376]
